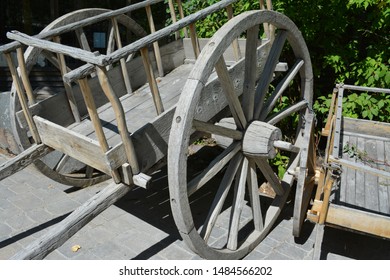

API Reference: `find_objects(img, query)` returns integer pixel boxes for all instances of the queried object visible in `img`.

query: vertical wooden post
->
[176,0,188,37]
[53,36,81,123]
[188,23,200,59]
[266,0,275,41]
[4,52,41,144]
[96,66,140,175]
[140,47,164,115]
[226,4,242,61]
[259,0,270,39]
[112,17,133,95]
[168,0,180,40]
[145,5,164,77]
[78,78,121,183]
[16,47,35,105]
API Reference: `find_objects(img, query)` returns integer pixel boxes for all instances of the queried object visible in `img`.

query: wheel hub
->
[242,121,282,159]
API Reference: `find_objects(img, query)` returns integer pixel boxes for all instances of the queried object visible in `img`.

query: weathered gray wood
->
[343,117,390,140]
[329,156,390,180]
[215,57,247,129]
[243,121,281,158]
[168,10,313,259]
[7,31,106,65]
[260,59,304,120]
[200,153,243,242]
[145,5,164,77]
[253,30,287,120]
[345,135,357,206]
[339,83,390,94]
[227,157,248,250]
[364,139,380,212]
[4,52,41,144]
[355,137,366,207]
[247,159,263,231]
[192,119,242,140]
[34,116,110,175]
[53,36,81,123]
[140,47,164,115]
[376,140,389,214]
[385,141,390,210]
[332,86,344,158]
[188,23,200,59]
[167,0,180,39]
[0,144,52,181]
[16,48,35,105]
[111,18,133,95]
[96,67,140,175]
[254,158,284,196]
[11,182,131,259]
[187,142,242,196]
[0,0,164,53]
[242,24,259,121]
[273,140,300,153]
[266,100,308,125]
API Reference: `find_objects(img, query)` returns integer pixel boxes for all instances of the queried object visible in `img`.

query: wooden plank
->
[0,144,52,181]
[111,17,133,95]
[343,117,390,140]
[145,5,164,77]
[376,140,389,214]
[183,38,251,64]
[355,137,366,208]
[11,182,131,259]
[34,116,110,175]
[364,139,379,212]
[0,0,166,53]
[384,141,390,211]
[227,157,248,250]
[242,25,259,121]
[253,30,287,119]
[344,135,356,206]
[200,153,243,242]
[326,204,390,239]
[140,47,164,115]
[215,57,247,129]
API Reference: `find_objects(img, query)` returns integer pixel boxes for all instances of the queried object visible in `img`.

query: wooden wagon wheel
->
[10,8,147,187]
[168,10,314,259]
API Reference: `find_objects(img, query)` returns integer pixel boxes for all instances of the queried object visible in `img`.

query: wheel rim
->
[10,9,146,187]
[168,10,314,259]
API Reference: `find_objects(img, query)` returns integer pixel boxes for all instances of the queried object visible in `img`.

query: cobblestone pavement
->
[1,153,389,260]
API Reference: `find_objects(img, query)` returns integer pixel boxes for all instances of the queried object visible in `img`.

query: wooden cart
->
[308,83,390,259]
[0,0,315,259]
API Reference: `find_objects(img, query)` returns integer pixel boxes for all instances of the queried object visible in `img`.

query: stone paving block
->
[44,197,80,216]
[45,249,69,260]
[157,243,196,260]
[274,241,311,260]
[254,242,273,256]
[0,224,13,241]
[88,240,138,260]
[12,195,44,212]
[5,213,36,232]
[0,240,23,260]
[266,250,293,260]
[244,249,267,260]
[25,208,56,225]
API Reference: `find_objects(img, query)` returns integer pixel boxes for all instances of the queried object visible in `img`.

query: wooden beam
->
[0,144,52,181]
[34,116,111,175]
[11,182,132,259]
[326,204,390,239]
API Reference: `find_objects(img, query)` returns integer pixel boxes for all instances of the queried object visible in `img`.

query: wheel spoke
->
[242,24,260,122]
[227,157,248,250]
[254,158,284,196]
[193,120,243,141]
[215,57,247,130]
[200,153,243,242]
[260,59,304,120]
[188,142,242,196]
[54,154,70,172]
[247,159,263,231]
[273,140,300,153]
[266,100,308,125]
[253,30,288,120]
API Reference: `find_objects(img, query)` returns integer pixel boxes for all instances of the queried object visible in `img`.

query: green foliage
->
[271,153,290,178]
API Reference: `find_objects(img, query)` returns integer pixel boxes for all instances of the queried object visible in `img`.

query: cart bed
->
[331,117,390,216]
[70,63,193,147]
